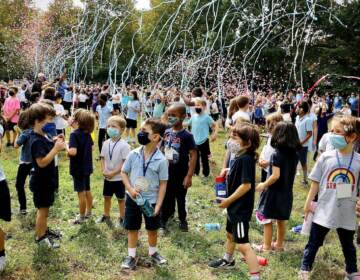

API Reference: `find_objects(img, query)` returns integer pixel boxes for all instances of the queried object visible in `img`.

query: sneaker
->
[298,270,310,280]
[0,256,6,272]
[6,143,12,147]
[19,209,27,216]
[85,213,93,220]
[36,236,60,249]
[179,221,189,232]
[46,228,63,239]
[150,252,167,265]
[121,256,137,270]
[345,272,360,280]
[70,215,85,225]
[208,258,235,268]
[159,227,167,236]
[96,215,111,224]
[116,218,125,229]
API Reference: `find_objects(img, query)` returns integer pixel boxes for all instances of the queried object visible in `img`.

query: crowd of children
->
[0,79,360,279]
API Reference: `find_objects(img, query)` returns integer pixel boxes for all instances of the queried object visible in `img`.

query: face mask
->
[128,96,134,101]
[137,131,151,145]
[329,133,348,150]
[195,108,202,114]
[227,140,242,154]
[42,122,56,135]
[156,99,161,104]
[107,127,120,139]
[168,117,180,127]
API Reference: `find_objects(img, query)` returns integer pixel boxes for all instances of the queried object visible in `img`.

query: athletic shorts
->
[126,118,137,129]
[103,180,125,200]
[0,180,11,221]
[32,188,55,209]
[124,195,160,231]
[226,219,250,244]
[298,146,308,166]
[73,175,91,192]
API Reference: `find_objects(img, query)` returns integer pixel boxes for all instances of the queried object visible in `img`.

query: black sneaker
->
[121,256,137,270]
[150,252,167,265]
[46,228,63,239]
[96,215,111,224]
[208,258,235,268]
[179,221,189,232]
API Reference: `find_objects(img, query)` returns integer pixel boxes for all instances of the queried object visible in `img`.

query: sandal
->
[252,244,272,253]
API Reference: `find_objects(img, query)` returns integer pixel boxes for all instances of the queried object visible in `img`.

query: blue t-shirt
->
[69,129,94,177]
[122,147,168,204]
[153,103,165,118]
[57,81,69,98]
[63,90,73,103]
[295,115,313,147]
[96,103,113,129]
[121,95,129,107]
[188,113,214,145]
[16,128,33,163]
[126,100,141,120]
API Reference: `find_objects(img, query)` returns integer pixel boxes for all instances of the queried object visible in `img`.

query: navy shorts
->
[124,195,160,231]
[32,188,55,209]
[226,219,250,244]
[73,175,91,192]
[126,118,137,129]
[103,180,125,200]
[298,146,308,166]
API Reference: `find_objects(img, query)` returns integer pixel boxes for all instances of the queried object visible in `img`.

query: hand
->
[258,159,268,169]
[183,175,192,189]
[54,138,66,152]
[256,183,266,192]
[304,201,314,221]
[219,168,229,178]
[153,204,161,216]
[217,197,231,209]
[356,199,360,216]
[210,135,217,142]
[103,171,112,179]
[14,125,21,133]
[129,188,140,199]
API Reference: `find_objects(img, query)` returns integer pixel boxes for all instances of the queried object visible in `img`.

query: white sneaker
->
[0,256,6,272]
[37,236,60,249]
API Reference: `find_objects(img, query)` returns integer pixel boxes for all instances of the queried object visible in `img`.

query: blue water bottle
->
[205,223,221,231]
[215,176,227,203]
[135,194,154,217]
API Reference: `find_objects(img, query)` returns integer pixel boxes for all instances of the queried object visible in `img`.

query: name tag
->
[165,147,174,160]
[336,183,352,199]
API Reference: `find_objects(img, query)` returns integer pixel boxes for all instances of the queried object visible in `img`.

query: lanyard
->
[142,147,157,176]
[109,139,120,161]
[336,150,354,179]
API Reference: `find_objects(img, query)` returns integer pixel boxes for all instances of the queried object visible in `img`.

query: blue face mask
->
[42,122,57,136]
[329,133,348,150]
[168,116,180,127]
[107,127,120,139]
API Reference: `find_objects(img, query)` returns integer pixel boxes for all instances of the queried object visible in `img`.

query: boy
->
[187,98,217,178]
[161,103,197,232]
[96,116,130,227]
[121,118,168,270]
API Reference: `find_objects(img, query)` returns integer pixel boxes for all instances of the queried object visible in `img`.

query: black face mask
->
[195,108,202,114]
[137,131,151,145]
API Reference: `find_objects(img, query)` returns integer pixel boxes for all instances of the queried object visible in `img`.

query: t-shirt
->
[232,110,250,123]
[63,90,73,103]
[96,103,113,129]
[54,104,67,130]
[295,115,313,147]
[3,96,20,123]
[227,153,256,222]
[307,113,317,152]
[153,102,165,118]
[69,129,94,177]
[318,132,334,153]
[100,138,130,181]
[259,136,275,173]
[78,93,88,103]
[188,113,214,145]
[29,132,57,192]
[163,128,197,180]
[122,147,168,204]
[309,150,360,230]
[127,100,141,120]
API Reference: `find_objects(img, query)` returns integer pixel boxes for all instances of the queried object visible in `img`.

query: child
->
[161,103,197,232]
[28,103,66,248]
[96,116,130,227]
[187,98,217,178]
[121,118,168,270]
[0,122,11,271]
[258,113,284,182]
[68,109,95,224]
[208,124,261,280]
[96,94,114,153]
[14,110,33,215]
[124,90,141,144]
[255,122,300,252]
[54,93,67,135]
[3,87,20,147]
[299,116,360,280]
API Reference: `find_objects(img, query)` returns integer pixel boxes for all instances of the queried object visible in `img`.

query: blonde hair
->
[266,112,284,133]
[108,115,126,129]
[193,97,206,107]
[332,115,360,136]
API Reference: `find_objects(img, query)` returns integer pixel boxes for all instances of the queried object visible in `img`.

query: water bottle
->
[204,223,221,231]
[301,201,317,236]
[215,176,227,203]
[135,194,154,217]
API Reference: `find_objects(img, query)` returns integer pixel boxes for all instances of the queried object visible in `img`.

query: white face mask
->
[228,140,242,154]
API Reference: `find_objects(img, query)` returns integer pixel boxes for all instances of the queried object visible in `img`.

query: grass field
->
[0,128,357,280]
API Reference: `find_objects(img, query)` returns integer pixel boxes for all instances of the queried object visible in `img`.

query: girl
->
[54,93,67,135]
[3,87,20,147]
[68,109,95,225]
[209,124,261,280]
[14,110,33,215]
[299,116,360,280]
[255,122,300,252]
[96,94,114,153]
[124,90,141,144]
[28,103,66,248]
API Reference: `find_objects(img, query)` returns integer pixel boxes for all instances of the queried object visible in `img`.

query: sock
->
[0,250,5,257]
[223,252,233,262]
[149,246,157,256]
[250,272,260,280]
[128,248,136,258]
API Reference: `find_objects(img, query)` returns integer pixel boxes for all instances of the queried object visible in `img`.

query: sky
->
[34,0,151,10]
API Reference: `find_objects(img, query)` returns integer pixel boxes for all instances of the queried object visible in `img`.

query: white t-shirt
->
[100,138,131,181]
[78,93,88,103]
[318,132,334,153]
[112,93,121,104]
[232,110,251,123]
[259,136,275,173]
[54,104,67,130]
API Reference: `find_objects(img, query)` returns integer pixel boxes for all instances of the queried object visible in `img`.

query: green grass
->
[0,129,356,280]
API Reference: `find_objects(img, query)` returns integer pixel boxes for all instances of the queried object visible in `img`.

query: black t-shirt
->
[227,152,256,222]
[29,131,57,192]
[69,129,93,177]
[163,128,197,180]
[32,79,43,93]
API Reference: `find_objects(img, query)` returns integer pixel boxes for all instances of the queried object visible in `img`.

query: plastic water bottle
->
[215,176,227,203]
[301,201,317,236]
[135,194,154,217]
[204,223,221,231]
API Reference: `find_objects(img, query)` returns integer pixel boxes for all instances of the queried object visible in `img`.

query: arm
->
[220,150,231,177]
[183,149,197,188]
[312,120,318,147]
[301,131,312,146]
[36,139,65,168]
[181,94,195,106]
[256,166,280,191]
[67,147,77,157]
[154,180,167,215]
[121,171,139,198]
[218,183,251,209]
[210,121,218,142]
[304,181,319,220]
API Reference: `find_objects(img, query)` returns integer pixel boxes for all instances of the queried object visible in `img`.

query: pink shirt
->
[3,96,20,123]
